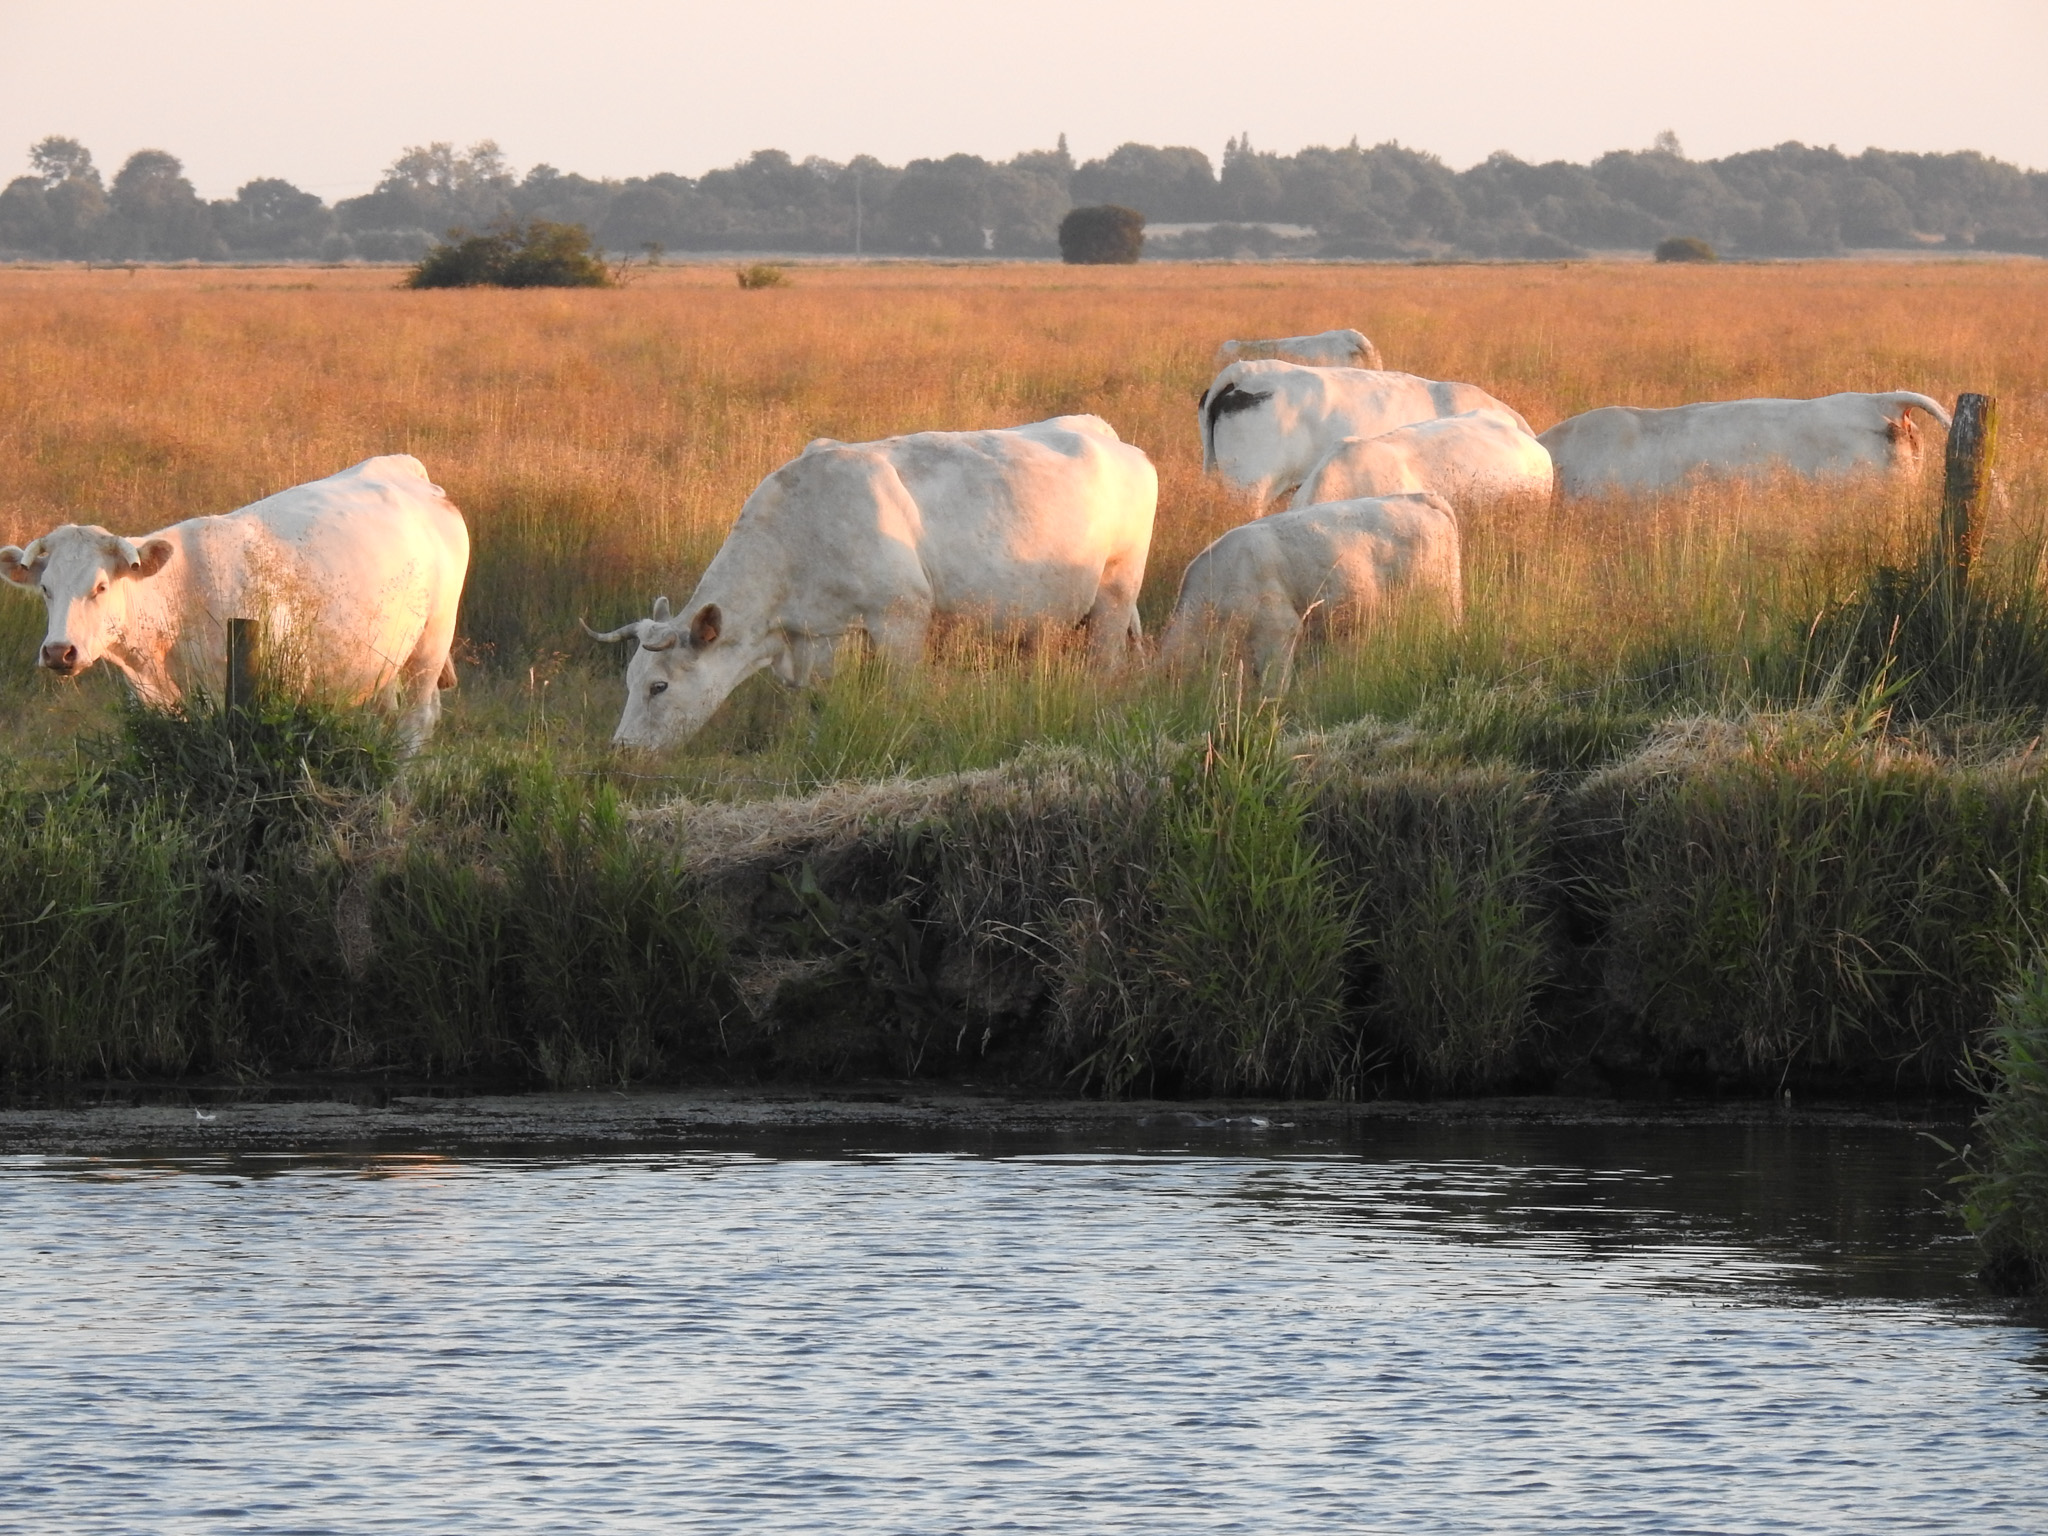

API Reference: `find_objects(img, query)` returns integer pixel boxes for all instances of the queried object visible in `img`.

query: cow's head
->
[0,524,174,677]
[584,595,738,750]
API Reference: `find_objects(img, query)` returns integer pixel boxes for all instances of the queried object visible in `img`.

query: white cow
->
[1200,360,1531,507]
[1161,492,1462,688]
[588,415,1157,749]
[1290,410,1553,509]
[0,455,469,749]
[1215,328,1384,371]
[1539,391,1952,496]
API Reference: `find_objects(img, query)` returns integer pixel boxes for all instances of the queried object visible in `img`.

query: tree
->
[1058,205,1144,264]
[0,178,51,253]
[1072,143,1216,221]
[218,178,332,256]
[108,149,217,259]
[30,136,99,189]
[1839,176,1915,246]
[890,155,997,253]
[337,140,515,246]
[1009,135,1074,192]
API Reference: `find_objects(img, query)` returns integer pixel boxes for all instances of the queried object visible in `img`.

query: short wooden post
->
[225,618,258,713]
[1939,393,1999,577]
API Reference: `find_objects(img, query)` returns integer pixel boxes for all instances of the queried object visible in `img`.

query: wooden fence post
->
[1939,392,1999,577]
[225,618,258,713]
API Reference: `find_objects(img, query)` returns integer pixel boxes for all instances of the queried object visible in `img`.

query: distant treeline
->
[4,131,2047,263]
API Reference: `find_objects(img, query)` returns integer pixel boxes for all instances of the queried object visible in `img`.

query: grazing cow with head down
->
[1539,391,1953,496]
[1290,409,1553,509]
[1161,491,1462,689]
[588,415,1157,750]
[1214,328,1384,371]
[0,455,469,750]
[1200,360,1530,508]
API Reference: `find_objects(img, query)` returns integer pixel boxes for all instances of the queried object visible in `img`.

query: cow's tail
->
[1883,392,1953,430]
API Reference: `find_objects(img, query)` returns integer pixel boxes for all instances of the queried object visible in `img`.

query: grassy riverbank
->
[8,589,2048,1103]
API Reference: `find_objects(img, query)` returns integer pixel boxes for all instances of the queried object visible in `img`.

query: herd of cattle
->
[0,325,1954,753]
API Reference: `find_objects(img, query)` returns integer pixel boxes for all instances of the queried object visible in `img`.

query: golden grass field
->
[1,258,2044,788]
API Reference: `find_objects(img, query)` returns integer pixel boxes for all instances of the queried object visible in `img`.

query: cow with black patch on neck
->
[1199,359,1529,510]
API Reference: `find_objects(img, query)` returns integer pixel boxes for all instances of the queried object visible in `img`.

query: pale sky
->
[3,0,2044,199]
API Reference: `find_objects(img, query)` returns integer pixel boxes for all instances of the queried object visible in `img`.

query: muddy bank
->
[0,1084,1966,1157]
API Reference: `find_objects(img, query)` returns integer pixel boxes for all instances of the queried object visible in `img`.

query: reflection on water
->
[1,1119,2042,1534]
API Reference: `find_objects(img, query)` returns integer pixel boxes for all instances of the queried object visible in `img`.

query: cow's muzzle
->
[40,642,78,675]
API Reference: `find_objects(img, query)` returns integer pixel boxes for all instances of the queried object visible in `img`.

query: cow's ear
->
[690,604,721,649]
[132,539,174,579]
[0,545,41,587]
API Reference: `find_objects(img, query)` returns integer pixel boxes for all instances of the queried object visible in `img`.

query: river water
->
[1,1114,2042,1533]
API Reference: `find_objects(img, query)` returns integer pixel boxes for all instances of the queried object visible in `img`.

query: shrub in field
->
[1952,962,2048,1292]
[1058,205,1145,265]
[1654,235,1717,262]
[1805,554,2048,719]
[735,263,790,289]
[407,218,611,288]
[99,696,400,822]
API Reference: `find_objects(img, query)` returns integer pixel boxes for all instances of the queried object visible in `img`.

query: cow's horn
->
[641,628,680,652]
[652,596,672,621]
[581,616,649,644]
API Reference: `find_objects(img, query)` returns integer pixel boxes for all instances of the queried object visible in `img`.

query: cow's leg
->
[1246,598,1305,695]
[393,572,462,751]
[1083,564,1144,664]
[867,599,932,668]
[391,625,457,753]
[390,658,442,754]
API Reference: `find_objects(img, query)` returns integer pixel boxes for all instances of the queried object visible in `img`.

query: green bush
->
[1058,205,1145,265]
[407,218,612,289]
[1953,961,2048,1292]
[1654,235,1717,263]
[736,263,790,289]
[1149,701,1354,1094]
[1805,554,2048,719]
[1567,732,2048,1082]
[0,786,216,1081]
[1313,765,1552,1090]
[363,755,732,1085]
[98,695,399,816]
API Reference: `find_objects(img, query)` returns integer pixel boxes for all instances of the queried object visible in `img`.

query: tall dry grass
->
[0,259,2044,786]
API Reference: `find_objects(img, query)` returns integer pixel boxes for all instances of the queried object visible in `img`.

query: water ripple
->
[0,1135,2041,1533]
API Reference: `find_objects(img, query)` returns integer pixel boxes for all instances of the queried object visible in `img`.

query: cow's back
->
[1175,492,1460,625]
[879,418,1156,621]
[729,418,1156,639]
[1295,411,1550,507]
[1542,394,1928,494]
[1216,329,1382,370]
[187,455,468,695]
[1272,495,1462,620]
